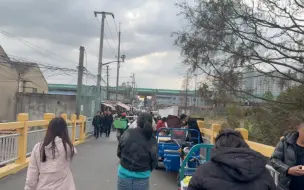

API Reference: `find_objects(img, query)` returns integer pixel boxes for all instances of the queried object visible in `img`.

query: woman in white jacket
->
[25,117,76,190]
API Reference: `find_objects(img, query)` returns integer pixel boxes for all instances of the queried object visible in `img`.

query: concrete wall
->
[0,62,19,122]
[22,66,48,93]
[17,93,76,120]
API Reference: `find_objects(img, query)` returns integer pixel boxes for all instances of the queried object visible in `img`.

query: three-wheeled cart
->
[156,127,201,172]
[178,143,214,190]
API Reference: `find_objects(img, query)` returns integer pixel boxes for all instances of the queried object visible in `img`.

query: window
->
[32,88,37,93]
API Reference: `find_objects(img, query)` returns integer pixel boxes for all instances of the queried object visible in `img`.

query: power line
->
[113,19,125,55]
[0,29,78,65]
[104,33,117,57]
[105,17,118,46]
[1,54,98,84]
[94,16,116,59]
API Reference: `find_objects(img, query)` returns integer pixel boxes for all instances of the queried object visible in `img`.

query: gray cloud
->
[0,0,186,89]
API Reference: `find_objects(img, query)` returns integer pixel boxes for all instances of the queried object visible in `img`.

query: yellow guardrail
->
[197,120,275,157]
[0,113,87,179]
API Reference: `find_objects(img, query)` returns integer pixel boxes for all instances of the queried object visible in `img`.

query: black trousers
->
[99,126,104,136]
[104,125,111,137]
[94,126,100,139]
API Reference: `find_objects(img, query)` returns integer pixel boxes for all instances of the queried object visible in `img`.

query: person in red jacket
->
[156,117,167,131]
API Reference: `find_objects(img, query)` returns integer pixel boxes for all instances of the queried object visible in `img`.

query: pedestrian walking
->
[188,129,275,190]
[103,111,113,138]
[186,118,203,144]
[270,120,304,190]
[117,112,158,190]
[25,117,76,190]
[92,111,102,139]
[99,112,105,137]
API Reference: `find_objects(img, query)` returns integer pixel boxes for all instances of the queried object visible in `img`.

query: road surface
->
[0,133,177,190]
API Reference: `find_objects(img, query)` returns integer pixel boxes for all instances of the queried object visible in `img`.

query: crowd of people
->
[23,110,304,190]
[92,110,114,138]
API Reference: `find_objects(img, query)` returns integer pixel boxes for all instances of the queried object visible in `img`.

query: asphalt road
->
[0,133,177,190]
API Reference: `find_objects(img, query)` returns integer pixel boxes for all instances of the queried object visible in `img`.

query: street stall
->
[115,102,131,112]
[101,102,115,112]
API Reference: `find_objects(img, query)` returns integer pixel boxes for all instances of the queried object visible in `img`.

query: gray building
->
[241,68,300,102]
[0,45,48,121]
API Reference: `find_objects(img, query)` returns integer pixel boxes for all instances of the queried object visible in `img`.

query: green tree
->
[263,91,274,101]
[174,0,304,103]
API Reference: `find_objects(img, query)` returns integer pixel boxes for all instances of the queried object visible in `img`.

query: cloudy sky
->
[0,0,192,90]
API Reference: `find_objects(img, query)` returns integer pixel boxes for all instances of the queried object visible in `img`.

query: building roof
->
[0,45,9,63]
[0,45,48,90]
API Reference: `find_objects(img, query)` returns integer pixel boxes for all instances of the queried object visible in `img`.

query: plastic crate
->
[164,154,180,172]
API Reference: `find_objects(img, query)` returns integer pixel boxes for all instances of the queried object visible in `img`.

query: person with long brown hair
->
[25,117,76,190]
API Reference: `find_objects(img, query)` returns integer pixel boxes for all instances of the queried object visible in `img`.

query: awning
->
[116,102,130,111]
[101,103,115,110]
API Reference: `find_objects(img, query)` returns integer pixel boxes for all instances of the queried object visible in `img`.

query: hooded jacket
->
[117,128,158,172]
[25,137,76,190]
[188,147,276,190]
[270,132,298,190]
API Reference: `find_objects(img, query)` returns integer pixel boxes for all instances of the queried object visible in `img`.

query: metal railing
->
[0,113,88,179]
[0,133,19,165]
[85,117,94,135]
[26,129,47,156]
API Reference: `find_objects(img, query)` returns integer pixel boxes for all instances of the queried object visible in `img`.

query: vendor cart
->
[178,143,214,189]
[156,127,201,172]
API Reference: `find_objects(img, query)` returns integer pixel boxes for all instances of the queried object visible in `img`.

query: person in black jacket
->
[117,112,158,190]
[188,129,276,190]
[103,111,113,138]
[270,121,304,190]
[92,111,102,139]
[186,118,203,144]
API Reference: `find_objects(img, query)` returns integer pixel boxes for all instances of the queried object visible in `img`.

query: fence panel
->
[26,129,47,156]
[76,124,80,140]
[85,117,94,135]
[68,126,72,140]
[0,134,19,165]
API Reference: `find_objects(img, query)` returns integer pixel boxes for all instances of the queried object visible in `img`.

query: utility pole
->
[184,73,189,114]
[131,73,135,97]
[106,65,109,100]
[76,46,85,118]
[116,23,121,101]
[193,73,198,113]
[94,11,114,106]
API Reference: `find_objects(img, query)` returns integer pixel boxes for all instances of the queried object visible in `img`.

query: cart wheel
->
[155,160,161,170]
[155,162,159,170]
